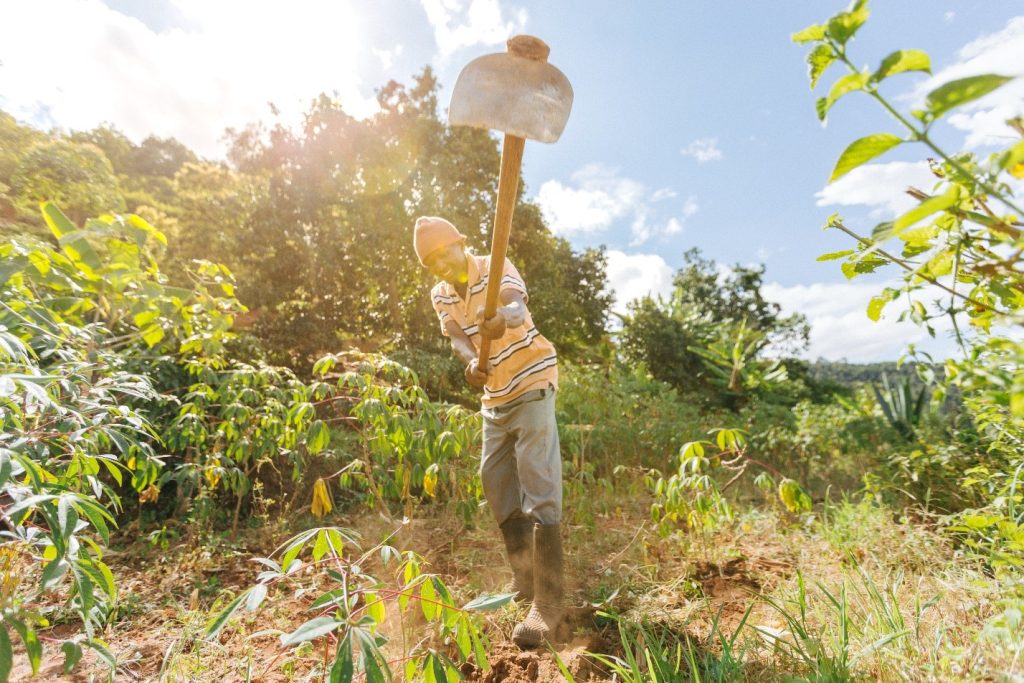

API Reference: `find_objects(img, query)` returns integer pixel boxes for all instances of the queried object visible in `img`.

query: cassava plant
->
[0,203,242,679]
[649,428,812,538]
[206,525,512,682]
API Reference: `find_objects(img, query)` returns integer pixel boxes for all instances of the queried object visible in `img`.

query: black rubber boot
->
[499,515,534,601]
[512,523,564,649]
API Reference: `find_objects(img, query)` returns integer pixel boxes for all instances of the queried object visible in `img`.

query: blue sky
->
[1,0,1021,360]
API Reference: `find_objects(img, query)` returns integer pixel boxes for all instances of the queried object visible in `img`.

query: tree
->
[9,137,125,228]
[213,69,611,374]
[618,248,808,402]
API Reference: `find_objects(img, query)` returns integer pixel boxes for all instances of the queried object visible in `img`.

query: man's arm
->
[444,319,488,387]
[477,289,527,339]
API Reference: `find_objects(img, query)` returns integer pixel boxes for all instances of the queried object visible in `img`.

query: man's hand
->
[464,358,489,387]
[476,306,507,340]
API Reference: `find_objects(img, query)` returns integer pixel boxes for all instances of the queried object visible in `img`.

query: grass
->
[11,471,1016,682]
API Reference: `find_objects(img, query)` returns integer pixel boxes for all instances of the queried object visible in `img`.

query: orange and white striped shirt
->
[431,254,558,408]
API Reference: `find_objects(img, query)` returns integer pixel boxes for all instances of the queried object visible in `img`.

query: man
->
[413,215,564,648]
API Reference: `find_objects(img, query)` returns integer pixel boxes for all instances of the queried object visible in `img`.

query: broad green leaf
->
[420,579,438,621]
[41,558,70,591]
[926,74,1013,119]
[126,214,167,246]
[893,186,959,232]
[246,583,268,611]
[330,633,354,683]
[5,494,58,525]
[826,1,870,45]
[40,201,76,239]
[312,530,329,562]
[999,140,1024,177]
[61,641,83,674]
[0,256,26,288]
[353,628,387,683]
[817,249,855,262]
[455,619,472,658]
[0,450,11,490]
[792,23,826,43]
[779,478,813,513]
[57,495,79,543]
[132,309,159,328]
[280,616,341,646]
[899,224,937,246]
[873,49,931,82]
[140,324,165,348]
[85,639,116,669]
[307,420,330,454]
[841,256,887,279]
[365,591,385,625]
[829,133,902,182]
[462,592,515,612]
[867,296,887,322]
[818,72,869,121]
[922,250,954,278]
[807,44,836,89]
[0,627,11,683]
[205,591,248,640]
[278,528,318,571]
[10,620,40,675]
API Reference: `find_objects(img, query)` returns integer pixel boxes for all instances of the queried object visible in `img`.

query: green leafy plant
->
[871,371,928,440]
[794,0,1023,569]
[649,429,812,538]
[0,202,242,679]
[206,525,511,682]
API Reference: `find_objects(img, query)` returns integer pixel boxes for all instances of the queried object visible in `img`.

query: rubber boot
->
[512,523,564,649]
[499,516,534,601]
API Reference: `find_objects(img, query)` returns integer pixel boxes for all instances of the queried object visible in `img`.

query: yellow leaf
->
[423,466,438,498]
[311,478,333,518]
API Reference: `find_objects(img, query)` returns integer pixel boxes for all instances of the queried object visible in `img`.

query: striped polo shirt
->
[431,254,558,408]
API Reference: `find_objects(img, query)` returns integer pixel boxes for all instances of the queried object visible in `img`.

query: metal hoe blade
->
[449,35,573,143]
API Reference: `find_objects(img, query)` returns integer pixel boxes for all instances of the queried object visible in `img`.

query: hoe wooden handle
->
[477,133,526,371]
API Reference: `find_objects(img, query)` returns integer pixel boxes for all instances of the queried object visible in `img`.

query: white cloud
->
[0,0,379,157]
[763,280,957,361]
[373,44,404,69]
[681,195,699,218]
[419,0,526,59]
[604,250,675,314]
[815,161,938,217]
[912,15,1024,149]
[680,137,723,163]
[657,195,698,237]
[536,165,645,235]
[944,11,956,23]
[536,164,694,245]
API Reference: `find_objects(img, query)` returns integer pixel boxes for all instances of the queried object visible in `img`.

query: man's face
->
[424,242,468,285]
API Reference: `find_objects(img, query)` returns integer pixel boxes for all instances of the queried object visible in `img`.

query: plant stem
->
[831,220,994,312]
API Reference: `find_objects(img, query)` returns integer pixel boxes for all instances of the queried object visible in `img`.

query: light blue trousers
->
[480,387,562,526]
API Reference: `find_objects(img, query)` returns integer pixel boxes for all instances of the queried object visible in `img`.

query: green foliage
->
[319,352,483,520]
[208,526,510,682]
[795,0,1023,570]
[556,363,706,472]
[871,371,929,440]
[617,248,808,404]
[0,203,241,679]
[649,428,812,536]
